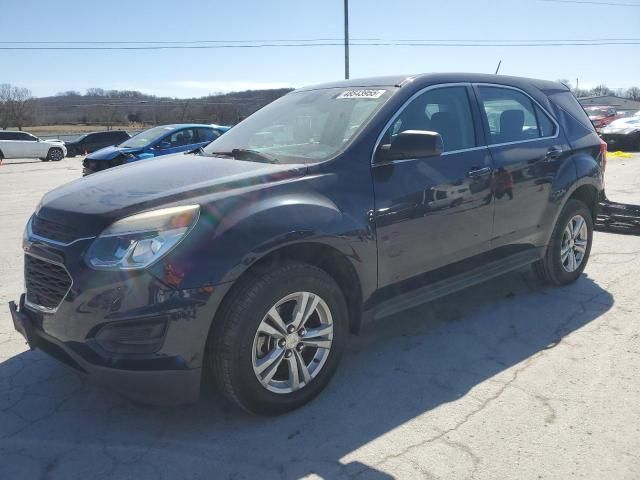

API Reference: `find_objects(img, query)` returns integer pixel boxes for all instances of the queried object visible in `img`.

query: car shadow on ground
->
[0,268,613,479]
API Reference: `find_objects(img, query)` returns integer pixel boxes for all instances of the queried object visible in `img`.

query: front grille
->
[25,255,72,311]
[83,156,126,174]
[31,216,79,244]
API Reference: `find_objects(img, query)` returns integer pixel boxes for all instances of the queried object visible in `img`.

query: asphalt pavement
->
[0,155,639,479]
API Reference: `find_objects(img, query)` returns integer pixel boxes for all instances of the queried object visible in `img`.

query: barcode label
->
[337,89,386,99]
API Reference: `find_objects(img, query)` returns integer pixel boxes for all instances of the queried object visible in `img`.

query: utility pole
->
[494,60,502,75]
[576,78,579,91]
[344,0,350,79]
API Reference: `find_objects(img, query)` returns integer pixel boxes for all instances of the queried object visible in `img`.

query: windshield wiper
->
[188,146,206,155]
[208,148,279,164]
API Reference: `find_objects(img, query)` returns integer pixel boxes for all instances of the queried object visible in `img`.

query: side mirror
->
[156,141,171,150]
[376,130,443,162]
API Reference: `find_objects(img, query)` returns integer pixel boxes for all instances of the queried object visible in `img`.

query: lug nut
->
[285,350,293,358]
[298,328,306,336]
[278,339,286,348]
[296,344,304,352]
[287,325,296,333]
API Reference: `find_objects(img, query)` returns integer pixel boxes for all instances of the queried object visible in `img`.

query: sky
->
[1,0,639,98]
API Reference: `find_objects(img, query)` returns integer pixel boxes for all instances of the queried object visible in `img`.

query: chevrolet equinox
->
[10,73,605,415]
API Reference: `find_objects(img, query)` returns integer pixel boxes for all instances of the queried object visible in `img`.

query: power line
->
[1,37,638,46]
[539,0,640,6]
[1,41,639,51]
[0,38,381,45]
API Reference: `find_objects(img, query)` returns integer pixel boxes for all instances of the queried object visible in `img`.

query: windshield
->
[119,126,176,149]
[204,87,394,164]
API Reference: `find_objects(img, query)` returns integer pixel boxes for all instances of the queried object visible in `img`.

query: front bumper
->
[10,233,230,405]
[10,294,201,404]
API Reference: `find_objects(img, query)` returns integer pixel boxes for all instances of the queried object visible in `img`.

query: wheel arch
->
[567,183,600,222]
[212,241,364,336]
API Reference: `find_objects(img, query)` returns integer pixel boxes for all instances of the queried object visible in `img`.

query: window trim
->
[473,83,560,148]
[371,82,486,166]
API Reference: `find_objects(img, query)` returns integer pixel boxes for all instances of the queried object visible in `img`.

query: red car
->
[585,106,618,131]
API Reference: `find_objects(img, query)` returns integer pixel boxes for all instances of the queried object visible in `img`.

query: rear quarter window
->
[549,92,594,131]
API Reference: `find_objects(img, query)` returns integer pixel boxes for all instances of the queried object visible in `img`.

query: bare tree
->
[10,86,34,130]
[0,83,12,129]
[589,85,613,97]
[626,87,640,101]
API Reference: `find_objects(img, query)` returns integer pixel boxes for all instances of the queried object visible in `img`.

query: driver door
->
[155,128,198,156]
[372,85,495,288]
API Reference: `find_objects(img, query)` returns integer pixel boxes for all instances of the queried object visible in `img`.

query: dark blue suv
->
[82,123,229,175]
[10,74,604,415]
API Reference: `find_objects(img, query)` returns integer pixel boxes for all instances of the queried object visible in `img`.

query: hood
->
[86,145,141,161]
[37,153,307,231]
[44,139,65,144]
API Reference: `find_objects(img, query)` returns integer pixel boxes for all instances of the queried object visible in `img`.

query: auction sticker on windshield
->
[337,89,386,99]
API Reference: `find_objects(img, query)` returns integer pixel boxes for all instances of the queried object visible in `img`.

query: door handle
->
[545,146,563,161]
[467,166,492,178]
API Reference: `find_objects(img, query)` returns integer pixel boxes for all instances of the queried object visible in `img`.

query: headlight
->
[86,205,199,270]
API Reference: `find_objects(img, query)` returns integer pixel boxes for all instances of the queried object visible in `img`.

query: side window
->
[384,86,476,152]
[166,128,196,147]
[477,86,556,144]
[535,105,555,137]
[197,128,220,143]
[15,132,36,141]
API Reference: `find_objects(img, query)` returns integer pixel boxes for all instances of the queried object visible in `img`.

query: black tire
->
[207,261,348,415]
[46,148,64,162]
[534,199,593,286]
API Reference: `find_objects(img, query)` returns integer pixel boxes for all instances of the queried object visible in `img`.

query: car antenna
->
[495,60,502,75]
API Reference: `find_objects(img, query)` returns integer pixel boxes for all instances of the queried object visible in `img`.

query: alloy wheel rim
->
[252,291,333,394]
[50,149,62,161]
[561,214,588,273]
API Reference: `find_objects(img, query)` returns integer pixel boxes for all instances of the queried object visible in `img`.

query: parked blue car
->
[82,124,230,175]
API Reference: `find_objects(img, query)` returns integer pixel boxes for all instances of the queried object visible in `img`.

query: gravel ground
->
[0,155,639,480]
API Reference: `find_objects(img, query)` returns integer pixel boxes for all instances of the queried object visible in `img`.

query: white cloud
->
[173,80,297,93]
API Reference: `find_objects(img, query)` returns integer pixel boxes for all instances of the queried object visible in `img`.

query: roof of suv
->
[296,73,568,94]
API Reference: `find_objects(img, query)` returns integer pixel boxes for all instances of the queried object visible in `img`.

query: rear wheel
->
[534,199,593,286]
[207,261,348,415]
[46,148,64,162]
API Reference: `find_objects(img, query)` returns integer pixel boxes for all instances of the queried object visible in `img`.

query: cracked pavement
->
[1,154,639,479]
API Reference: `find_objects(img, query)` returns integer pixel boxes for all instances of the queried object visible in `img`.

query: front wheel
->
[207,261,348,415]
[534,199,594,286]
[46,148,64,162]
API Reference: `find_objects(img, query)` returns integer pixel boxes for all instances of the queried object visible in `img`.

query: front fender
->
[150,187,361,290]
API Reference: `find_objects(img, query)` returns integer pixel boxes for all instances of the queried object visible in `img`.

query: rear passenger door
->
[474,84,570,254]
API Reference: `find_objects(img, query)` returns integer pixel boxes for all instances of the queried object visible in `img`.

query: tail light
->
[599,138,607,172]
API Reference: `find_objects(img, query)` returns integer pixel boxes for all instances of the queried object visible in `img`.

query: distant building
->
[578,95,640,114]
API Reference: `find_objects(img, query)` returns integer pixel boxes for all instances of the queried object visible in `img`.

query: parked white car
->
[0,131,67,161]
